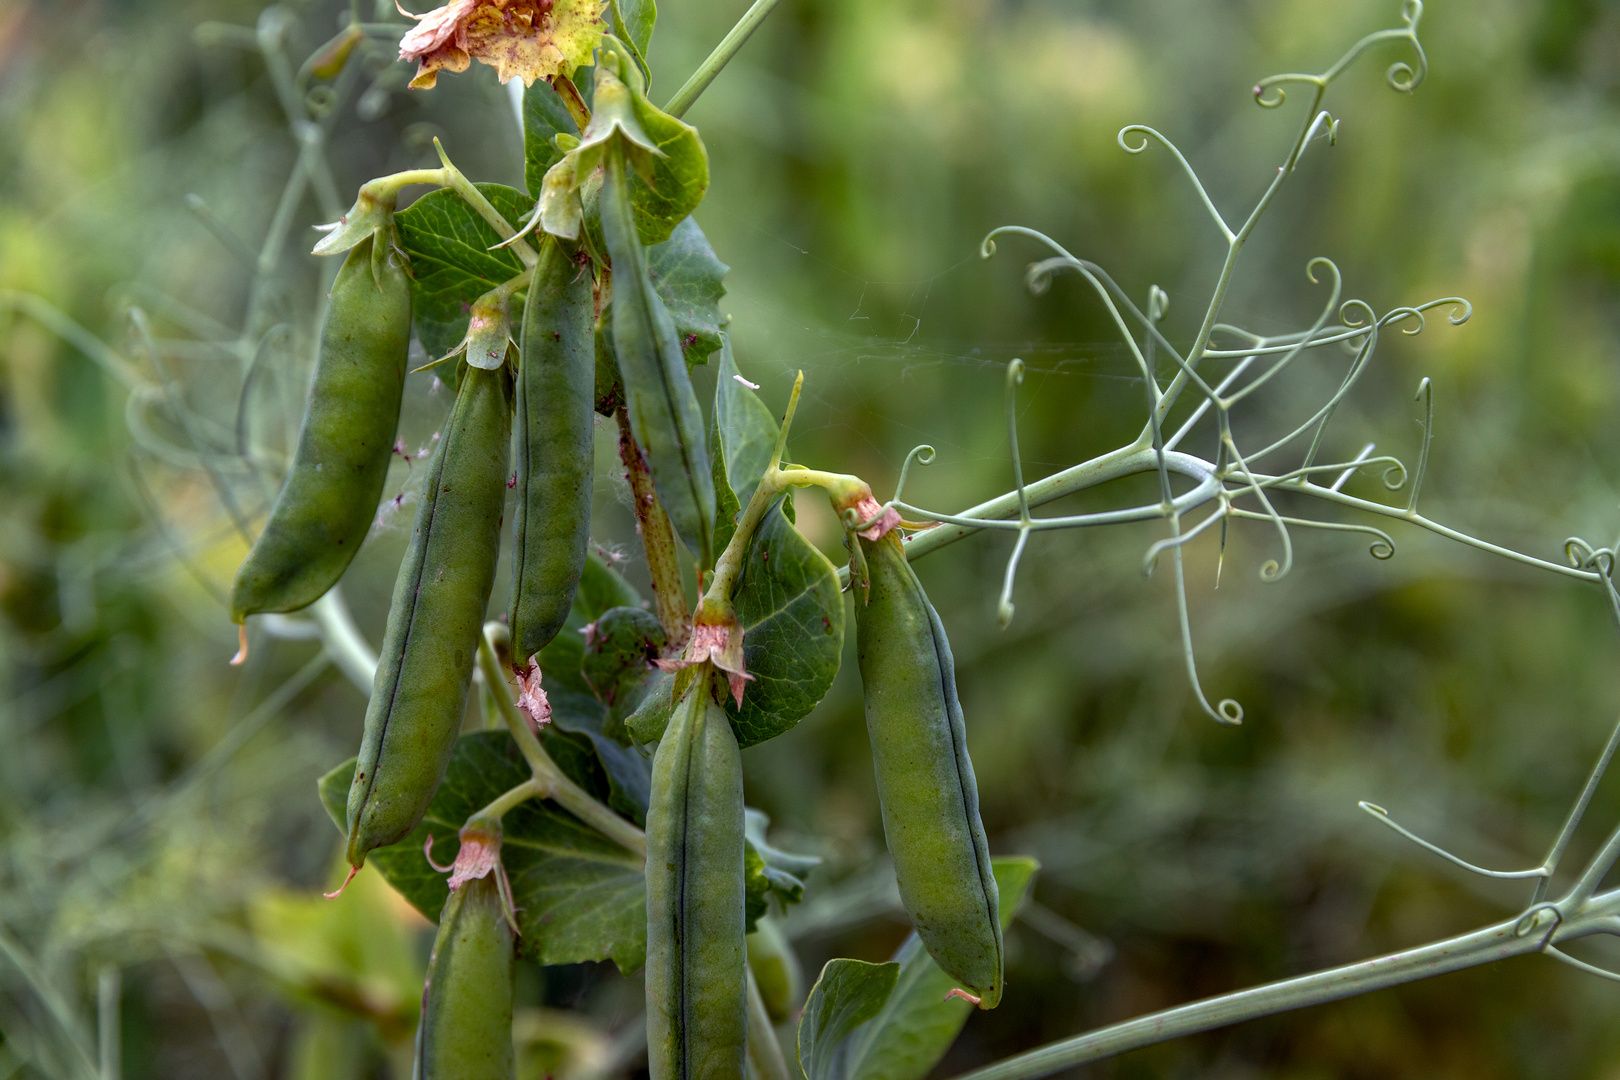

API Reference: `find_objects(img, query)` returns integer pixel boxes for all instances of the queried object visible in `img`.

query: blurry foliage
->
[3,0,1620,1077]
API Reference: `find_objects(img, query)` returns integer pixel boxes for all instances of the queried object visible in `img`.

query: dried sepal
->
[653,598,752,706]
[513,657,552,731]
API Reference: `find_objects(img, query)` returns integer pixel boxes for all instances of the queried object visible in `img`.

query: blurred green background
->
[5,0,1620,1076]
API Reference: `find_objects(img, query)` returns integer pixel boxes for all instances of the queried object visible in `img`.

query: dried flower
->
[397,0,605,90]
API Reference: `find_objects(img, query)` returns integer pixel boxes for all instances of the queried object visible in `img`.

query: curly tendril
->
[1253,0,1427,108]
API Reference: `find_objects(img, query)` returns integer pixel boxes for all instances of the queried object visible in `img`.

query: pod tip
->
[323,864,359,899]
[944,988,983,1007]
[229,624,249,666]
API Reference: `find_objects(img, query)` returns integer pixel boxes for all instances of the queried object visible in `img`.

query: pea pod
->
[601,146,715,567]
[346,365,512,868]
[645,680,747,1080]
[510,237,595,662]
[854,532,1002,1008]
[414,875,514,1080]
[746,914,803,1024]
[230,232,410,622]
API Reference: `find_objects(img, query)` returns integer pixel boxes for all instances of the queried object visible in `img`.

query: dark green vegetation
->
[5,2,1620,1079]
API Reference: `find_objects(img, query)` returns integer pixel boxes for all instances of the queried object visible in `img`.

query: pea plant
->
[10,0,1620,1077]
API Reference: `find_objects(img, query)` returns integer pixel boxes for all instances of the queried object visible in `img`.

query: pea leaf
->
[726,500,845,747]
[539,553,644,698]
[624,667,677,746]
[396,184,534,362]
[612,0,656,60]
[317,730,648,972]
[626,86,708,245]
[825,858,1041,1080]
[797,960,901,1080]
[523,79,581,197]
[548,686,653,827]
[745,808,819,932]
[710,402,745,556]
[712,336,777,506]
[581,606,665,707]
[648,218,728,366]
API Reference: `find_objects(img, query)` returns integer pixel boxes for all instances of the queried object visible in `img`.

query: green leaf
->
[836,858,1041,1080]
[612,0,656,61]
[747,808,822,879]
[725,501,845,747]
[581,605,666,707]
[396,184,534,362]
[577,551,644,616]
[549,688,653,827]
[624,667,677,746]
[317,731,648,972]
[523,80,581,198]
[539,553,644,698]
[710,401,745,557]
[744,808,818,931]
[626,86,709,246]
[797,960,901,1080]
[647,218,728,366]
[713,336,778,506]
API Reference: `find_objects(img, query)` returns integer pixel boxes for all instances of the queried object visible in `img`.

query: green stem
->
[704,371,866,604]
[948,914,1542,1080]
[433,138,539,268]
[472,777,546,822]
[662,0,789,118]
[477,628,648,863]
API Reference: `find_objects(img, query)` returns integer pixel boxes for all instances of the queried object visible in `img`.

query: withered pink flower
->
[396,0,605,90]
[653,602,752,706]
[426,820,520,933]
[850,494,901,541]
[514,660,552,731]
[425,824,501,891]
[397,0,476,88]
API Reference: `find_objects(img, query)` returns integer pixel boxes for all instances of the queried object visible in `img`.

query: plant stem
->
[615,405,692,647]
[949,915,1541,1080]
[472,777,546,822]
[310,588,377,693]
[477,629,648,863]
[663,0,789,118]
[433,139,539,268]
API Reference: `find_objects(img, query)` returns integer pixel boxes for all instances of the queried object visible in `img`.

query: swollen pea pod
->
[230,232,410,622]
[854,532,1003,1008]
[345,365,513,868]
[510,236,595,663]
[646,681,747,1080]
[600,147,716,567]
[414,875,514,1080]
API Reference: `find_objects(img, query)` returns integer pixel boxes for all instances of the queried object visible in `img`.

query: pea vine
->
[5,1,1620,1078]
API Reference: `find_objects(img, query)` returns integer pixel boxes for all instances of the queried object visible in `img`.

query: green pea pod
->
[600,146,715,567]
[646,680,747,1080]
[346,365,512,868]
[414,875,514,1080]
[230,232,410,622]
[746,914,803,1025]
[854,532,1002,1008]
[510,237,594,662]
